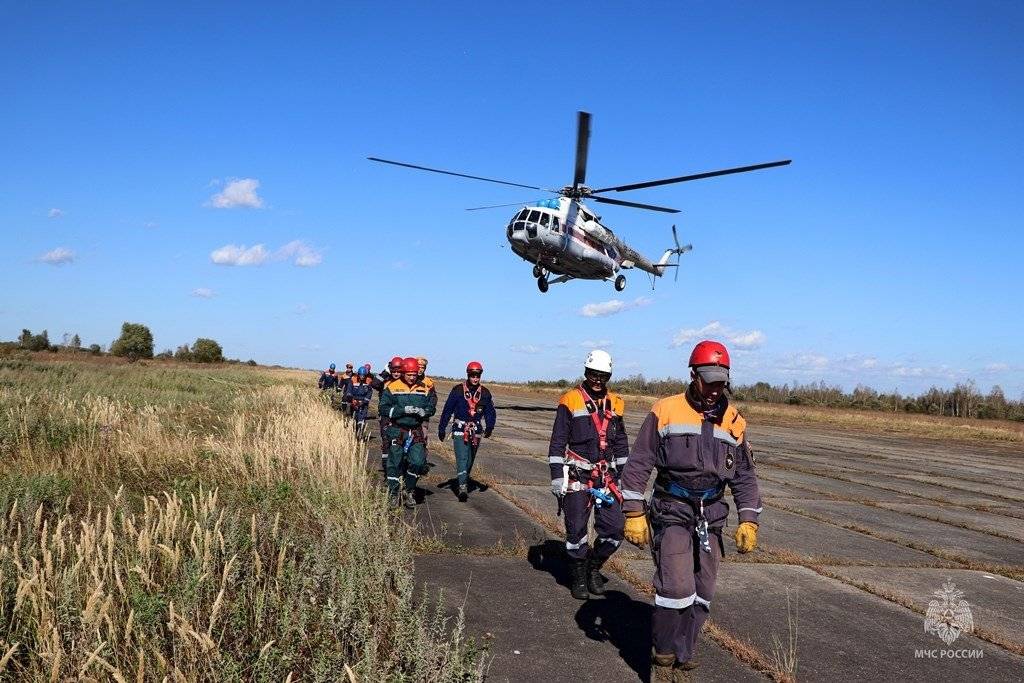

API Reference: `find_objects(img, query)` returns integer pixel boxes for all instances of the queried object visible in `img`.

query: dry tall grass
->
[0,359,485,681]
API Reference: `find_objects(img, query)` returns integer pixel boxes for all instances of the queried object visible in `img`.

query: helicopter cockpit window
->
[528,210,541,223]
[539,213,549,227]
[517,209,529,221]
[607,245,618,260]
[581,211,594,223]
[552,217,560,231]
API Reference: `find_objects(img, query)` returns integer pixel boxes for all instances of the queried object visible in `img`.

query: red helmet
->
[466,361,483,374]
[389,356,403,370]
[689,340,730,368]
[401,357,420,373]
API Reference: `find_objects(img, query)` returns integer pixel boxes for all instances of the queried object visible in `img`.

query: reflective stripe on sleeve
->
[695,596,711,609]
[622,489,645,501]
[655,593,696,609]
[615,456,629,466]
[548,456,565,465]
[571,409,591,418]
[738,507,763,514]
[713,428,739,446]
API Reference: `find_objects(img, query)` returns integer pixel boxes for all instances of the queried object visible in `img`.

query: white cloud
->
[892,366,925,378]
[579,296,652,318]
[984,363,1009,373]
[210,244,269,266]
[581,339,613,348]
[276,240,322,267]
[861,357,878,369]
[670,320,766,349]
[48,208,64,219]
[207,178,264,209]
[511,344,542,354]
[191,288,215,299]
[40,247,75,265]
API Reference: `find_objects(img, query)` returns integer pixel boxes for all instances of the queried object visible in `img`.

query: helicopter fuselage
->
[505,197,622,281]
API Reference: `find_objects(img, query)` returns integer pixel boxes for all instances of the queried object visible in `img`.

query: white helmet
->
[584,349,613,374]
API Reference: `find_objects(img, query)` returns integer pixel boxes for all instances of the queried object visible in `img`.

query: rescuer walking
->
[379,357,437,508]
[548,350,629,600]
[619,341,762,681]
[438,361,497,502]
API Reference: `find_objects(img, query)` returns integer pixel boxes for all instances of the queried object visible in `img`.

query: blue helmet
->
[329,363,336,370]
[356,367,368,378]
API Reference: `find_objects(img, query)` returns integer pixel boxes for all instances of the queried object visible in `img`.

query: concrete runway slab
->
[820,566,1024,649]
[413,482,548,550]
[623,562,1024,681]
[471,449,546,485]
[757,468,924,503]
[789,500,1024,567]
[879,503,1024,543]
[414,554,766,682]
[755,506,947,566]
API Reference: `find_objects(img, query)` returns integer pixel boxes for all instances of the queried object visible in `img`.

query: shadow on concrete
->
[495,404,558,412]
[575,592,653,682]
[527,540,652,682]
[435,477,492,496]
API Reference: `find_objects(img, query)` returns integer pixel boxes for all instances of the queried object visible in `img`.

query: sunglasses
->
[584,371,611,382]
[467,371,482,378]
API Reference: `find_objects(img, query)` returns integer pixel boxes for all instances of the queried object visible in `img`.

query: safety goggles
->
[467,371,482,378]
[584,369,612,383]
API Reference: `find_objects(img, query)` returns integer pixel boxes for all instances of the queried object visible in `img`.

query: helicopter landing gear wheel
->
[537,276,549,293]
[614,274,626,292]
[532,264,544,278]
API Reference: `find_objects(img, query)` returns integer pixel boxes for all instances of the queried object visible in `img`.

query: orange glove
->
[624,512,651,547]
[734,521,758,553]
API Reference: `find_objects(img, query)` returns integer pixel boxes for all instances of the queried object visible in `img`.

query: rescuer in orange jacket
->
[547,350,629,600]
[619,340,762,681]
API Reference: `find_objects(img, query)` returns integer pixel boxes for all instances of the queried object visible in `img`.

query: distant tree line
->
[527,375,1024,423]
[4,323,256,366]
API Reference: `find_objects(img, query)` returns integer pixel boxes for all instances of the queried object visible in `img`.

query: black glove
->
[484,429,493,438]
[437,428,446,441]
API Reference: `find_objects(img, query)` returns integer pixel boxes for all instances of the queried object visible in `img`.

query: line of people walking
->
[317,356,497,508]
[319,340,762,681]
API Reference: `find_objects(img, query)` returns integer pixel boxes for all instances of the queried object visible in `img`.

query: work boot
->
[651,653,676,682]
[457,484,468,503]
[586,554,608,595]
[569,559,589,600]
[388,491,400,508]
[402,491,416,509]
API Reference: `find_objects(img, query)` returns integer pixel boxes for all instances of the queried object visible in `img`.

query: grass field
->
[0,357,485,681]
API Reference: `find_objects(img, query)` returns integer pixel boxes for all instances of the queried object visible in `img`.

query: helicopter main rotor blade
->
[573,111,591,190]
[367,157,554,192]
[591,196,680,214]
[592,159,792,194]
[465,201,536,211]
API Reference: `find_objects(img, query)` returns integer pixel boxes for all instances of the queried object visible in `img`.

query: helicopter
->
[369,112,789,293]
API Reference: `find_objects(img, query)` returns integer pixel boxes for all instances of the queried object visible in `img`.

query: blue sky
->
[2,2,1022,396]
